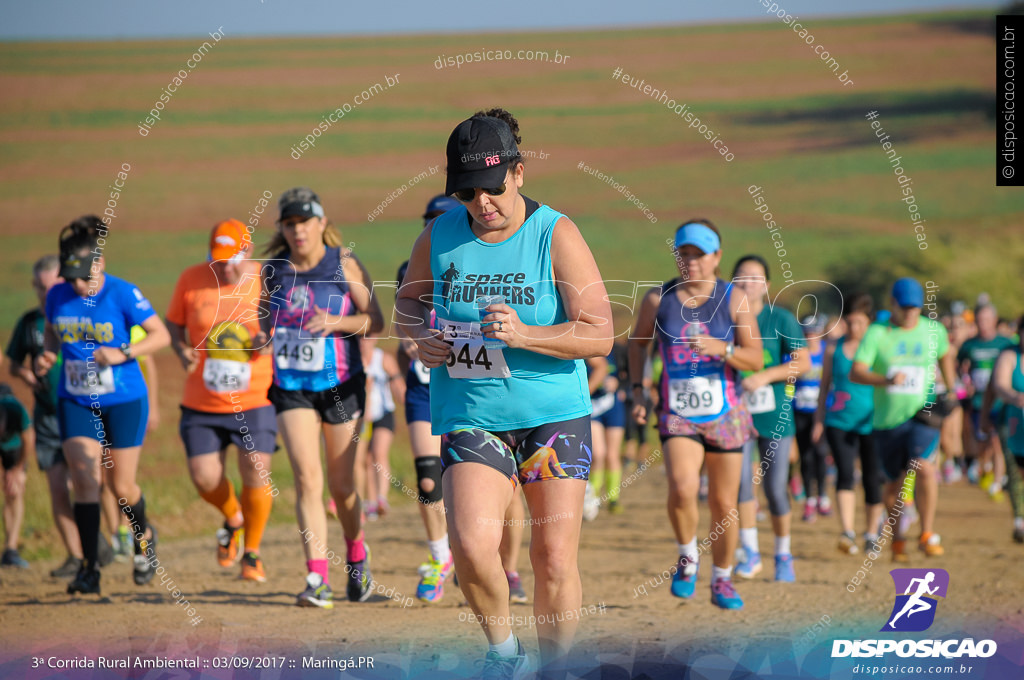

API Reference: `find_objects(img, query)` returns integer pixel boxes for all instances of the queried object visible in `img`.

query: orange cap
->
[209,219,250,262]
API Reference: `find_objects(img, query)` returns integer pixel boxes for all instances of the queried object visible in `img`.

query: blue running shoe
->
[670,557,697,599]
[734,550,762,579]
[416,553,454,603]
[710,577,744,609]
[479,636,530,680]
[775,553,796,582]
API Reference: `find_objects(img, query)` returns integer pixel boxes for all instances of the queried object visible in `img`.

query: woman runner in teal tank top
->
[811,293,882,555]
[989,313,1024,543]
[395,109,612,677]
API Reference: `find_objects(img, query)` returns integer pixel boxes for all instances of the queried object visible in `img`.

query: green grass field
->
[0,9,1019,559]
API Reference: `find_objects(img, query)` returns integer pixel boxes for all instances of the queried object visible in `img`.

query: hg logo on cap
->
[881,568,949,632]
[484,155,501,166]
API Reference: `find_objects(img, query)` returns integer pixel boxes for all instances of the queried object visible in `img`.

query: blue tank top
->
[823,336,874,434]
[263,246,363,392]
[45,274,154,407]
[426,199,590,433]
[793,343,826,413]
[655,278,739,424]
[1005,350,1024,455]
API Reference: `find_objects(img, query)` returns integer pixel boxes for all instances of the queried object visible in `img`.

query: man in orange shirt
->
[166,219,277,582]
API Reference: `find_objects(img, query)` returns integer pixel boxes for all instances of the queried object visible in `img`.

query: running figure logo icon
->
[440,262,460,305]
[881,568,949,632]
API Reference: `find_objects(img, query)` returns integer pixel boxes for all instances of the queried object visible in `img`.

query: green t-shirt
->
[957,334,1016,409]
[0,393,32,453]
[744,306,807,438]
[855,317,950,431]
[5,307,61,417]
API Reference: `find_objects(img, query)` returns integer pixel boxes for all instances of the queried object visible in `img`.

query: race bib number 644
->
[439,318,511,379]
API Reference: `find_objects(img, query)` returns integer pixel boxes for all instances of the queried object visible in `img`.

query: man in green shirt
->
[957,303,1015,500]
[5,255,86,577]
[852,278,958,562]
[0,387,34,568]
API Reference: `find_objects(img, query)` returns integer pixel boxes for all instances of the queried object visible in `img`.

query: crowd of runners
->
[0,108,1020,679]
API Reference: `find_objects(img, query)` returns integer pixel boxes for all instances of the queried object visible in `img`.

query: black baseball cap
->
[445,116,520,196]
[279,199,325,222]
[59,249,97,280]
[278,186,325,222]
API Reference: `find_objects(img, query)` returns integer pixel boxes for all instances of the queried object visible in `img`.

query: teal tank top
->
[427,197,591,434]
[1005,350,1024,455]
[824,336,874,435]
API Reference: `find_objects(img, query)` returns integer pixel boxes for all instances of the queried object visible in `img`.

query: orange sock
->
[199,477,241,520]
[241,485,274,553]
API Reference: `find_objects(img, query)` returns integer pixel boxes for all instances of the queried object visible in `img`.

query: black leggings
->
[826,425,882,506]
[795,411,829,499]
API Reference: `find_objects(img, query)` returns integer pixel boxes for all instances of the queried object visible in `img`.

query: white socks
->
[740,528,759,555]
[490,632,517,657]
[428,535,450,564]
[711,565,732,581]
[775,534,791,556]
[678,539,698,561]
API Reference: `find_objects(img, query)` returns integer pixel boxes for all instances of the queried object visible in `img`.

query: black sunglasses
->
[453,183,507,202]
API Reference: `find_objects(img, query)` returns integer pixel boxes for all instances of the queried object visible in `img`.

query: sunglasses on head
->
[453,183,507,202]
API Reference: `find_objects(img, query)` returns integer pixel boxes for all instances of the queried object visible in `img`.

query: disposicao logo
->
[882,568,948,632]
[832,568,997,659]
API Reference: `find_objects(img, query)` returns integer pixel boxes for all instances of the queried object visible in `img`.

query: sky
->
[0,0,1000,41]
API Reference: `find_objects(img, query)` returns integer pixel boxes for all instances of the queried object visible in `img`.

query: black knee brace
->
[415,457,443,504]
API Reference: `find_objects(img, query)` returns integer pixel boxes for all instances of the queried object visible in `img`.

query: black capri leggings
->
[826,425,882,506]
[795,411,829,499]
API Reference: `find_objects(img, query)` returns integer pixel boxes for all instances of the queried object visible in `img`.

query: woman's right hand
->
[253,331,273,356]
[811,421,824,445]
[401,338,420,361]
[177,346,199,373]
[415,329,452,368]
[34,351,56,378]
[631,401,648,425]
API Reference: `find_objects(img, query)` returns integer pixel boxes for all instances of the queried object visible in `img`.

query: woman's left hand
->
[741,373,767,392]
[93,346,127,367]
[303,307,336,335]
[687,334,728,358]
[481,304,528,349]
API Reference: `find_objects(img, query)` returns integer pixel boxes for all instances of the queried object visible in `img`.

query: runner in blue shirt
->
[36,216,170,594]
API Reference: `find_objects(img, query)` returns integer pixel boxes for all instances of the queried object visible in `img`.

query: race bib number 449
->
[439,318,511,379]
[273,327,326,372]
